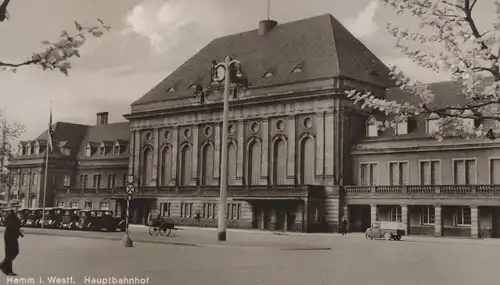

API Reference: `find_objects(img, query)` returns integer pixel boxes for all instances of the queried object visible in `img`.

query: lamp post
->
[214,56,240,241]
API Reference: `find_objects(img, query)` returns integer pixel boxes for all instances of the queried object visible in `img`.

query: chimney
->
[258,19,277,36]
[96,112,109,125]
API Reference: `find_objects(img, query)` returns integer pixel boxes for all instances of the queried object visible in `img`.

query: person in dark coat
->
[0,209,23,276]
[340,216,348,236]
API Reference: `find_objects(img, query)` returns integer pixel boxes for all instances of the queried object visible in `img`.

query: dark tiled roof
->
[77,122,129,159]
[132,14,392,106]
[362,77,497,140]
[36,122,88,158]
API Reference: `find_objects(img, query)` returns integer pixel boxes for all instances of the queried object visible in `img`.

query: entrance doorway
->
[349,205,371,232]
[116,198,156,225]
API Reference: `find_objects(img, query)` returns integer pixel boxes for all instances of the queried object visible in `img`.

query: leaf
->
[74,21,83,31]
[97,18,104,25]
[92,30,104,37]
[41,40,51,45]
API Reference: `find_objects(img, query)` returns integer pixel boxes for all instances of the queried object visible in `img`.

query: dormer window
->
[263,71,273,78]
[426,113,440,135]
[18,144,23,156]
[167,87,175,92]
[33,142,40,155]
[292,67,302,73]
[113,145,120,156]
[99,146,106,156]
[394,115,408,135]
[366,116,379,137]
[85,144,92,156]
[189,84,198,90]
[27,143,33,155]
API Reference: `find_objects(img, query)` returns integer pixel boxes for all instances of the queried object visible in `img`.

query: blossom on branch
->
[347,0,500,139]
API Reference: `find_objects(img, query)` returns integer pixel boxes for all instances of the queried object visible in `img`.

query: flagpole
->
[41,103,51,230]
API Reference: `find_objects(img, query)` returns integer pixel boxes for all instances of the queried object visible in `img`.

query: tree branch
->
[0,0,10,23]
[0,59,39,68]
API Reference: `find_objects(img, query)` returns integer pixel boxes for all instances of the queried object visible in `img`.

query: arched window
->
[180,145,192,186]
[228,142,237,185]
[142,147,153,186]
[300,137,315,184]
[161,146,172,186]
[202,144,214,185]
[273,138,287,184]
[248,140,261,185]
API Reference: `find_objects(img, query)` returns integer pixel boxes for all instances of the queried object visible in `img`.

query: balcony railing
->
[344,185,500,196]
[55,184,326,198]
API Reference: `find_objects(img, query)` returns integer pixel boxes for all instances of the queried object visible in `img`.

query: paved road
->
[3,232,499,285]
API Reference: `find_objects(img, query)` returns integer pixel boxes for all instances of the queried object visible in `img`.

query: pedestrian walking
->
[340,216,348,236]
[0,209,23,276]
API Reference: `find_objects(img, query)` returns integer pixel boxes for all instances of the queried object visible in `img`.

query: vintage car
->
[24,208,43,228]
[59,208,81,230]
[16,209,30,226]
[77,209,125,232]
[41,207,64,228]
[365,221,406,240]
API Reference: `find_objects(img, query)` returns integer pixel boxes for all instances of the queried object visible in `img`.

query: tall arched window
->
[161,146,172,186]
[248,140,261,185]
[180,145,192,186]
[273,138,287,184]
[142,147,153,186]
[300,137,315,184]
[228,142,237,185]
[202,143,214,185]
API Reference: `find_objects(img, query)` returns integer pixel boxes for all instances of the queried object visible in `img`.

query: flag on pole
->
[48,108,54,152]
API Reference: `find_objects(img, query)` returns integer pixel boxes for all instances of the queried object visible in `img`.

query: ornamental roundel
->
[250,122,260,134]
[145,131,152,141]
[164,130,171,140]
[276,119,285,132]
[183,128,191,139]
[228,124,236,135]
[303,117,313,129]
[204,126,213,137]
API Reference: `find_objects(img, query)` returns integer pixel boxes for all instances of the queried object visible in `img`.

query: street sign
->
[127,175,134,184]
[125,183,136,195]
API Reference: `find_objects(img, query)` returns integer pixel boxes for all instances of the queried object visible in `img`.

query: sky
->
[0,0,495,140]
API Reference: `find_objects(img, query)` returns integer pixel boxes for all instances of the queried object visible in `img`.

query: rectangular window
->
[84,202,93,209]
[426,119,439,134]
[107,174,116,188]
[421,206,435,224]
[114,146,120,156]
[180,203,193,218]
[160,203,171,217]
[389,162,409,186]
[453,159,476,185]
[93,174,101,189]
[21,173,27,186]
[490,158,500,184]
[367,124,378,137]
[389,207,402,222]
[122,174,127,186]
[420,160,441,185]
[395,121,408,135]
[100,202,109,210]
[63,175,71,187]
[12,177,17,186]
[71,201,79,209]
[456,207,471,226]
[56,201,65,207]
[359,163,377,186]
[203,203,217,219]
[31,173,38,186]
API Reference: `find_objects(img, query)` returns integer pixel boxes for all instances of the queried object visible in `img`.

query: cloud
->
[345,0,380,38]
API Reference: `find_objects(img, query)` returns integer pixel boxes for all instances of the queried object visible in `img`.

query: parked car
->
[77,209,124,232]
[41,207,64,228]
[59,208,81,230]
[24,208,43,228]
[365,221,406,240]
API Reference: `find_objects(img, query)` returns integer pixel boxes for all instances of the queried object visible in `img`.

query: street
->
[1,227,499,285]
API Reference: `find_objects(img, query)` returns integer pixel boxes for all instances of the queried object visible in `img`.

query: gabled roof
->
[132,13,392,106]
